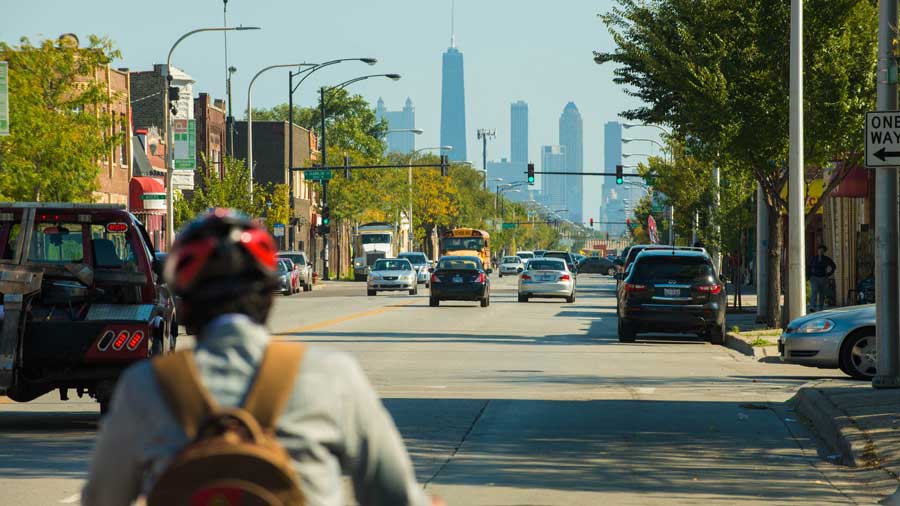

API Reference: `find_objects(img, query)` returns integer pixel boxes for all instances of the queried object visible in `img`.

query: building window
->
[120,113,129,167]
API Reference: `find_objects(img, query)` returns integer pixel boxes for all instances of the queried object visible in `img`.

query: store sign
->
[140,192,166,211]
[173,119,196,170]
[0,62,8,136]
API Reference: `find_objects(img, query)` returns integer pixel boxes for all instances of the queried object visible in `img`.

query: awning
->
[129,177,167,215]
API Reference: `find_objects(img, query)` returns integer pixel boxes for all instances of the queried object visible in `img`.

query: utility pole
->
[711,165,721,272]
[756,184,770,323]
[667,205,675,245]
[223,0,234,157]
[320,86,330,281]
[873,0,900,388]
[787,0,807,322]
[477,129,495,191]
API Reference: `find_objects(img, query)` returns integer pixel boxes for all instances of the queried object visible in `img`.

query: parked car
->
[275,260,296,296]
[155,252,180,329]
[516,251,535,260]
[398,251,431,287]
[780,304,876,380]
[367,258,418,296]
[498,255,525,277]
[543,251,578,273]
[0,203,176,413]
[617,249,727,344]
[277,251,313,292]
[518,258,576,303]
[429,255,492,307]
[578,255,617,276]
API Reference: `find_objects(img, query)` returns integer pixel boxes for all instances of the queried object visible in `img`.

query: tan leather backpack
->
[147,342,306,506]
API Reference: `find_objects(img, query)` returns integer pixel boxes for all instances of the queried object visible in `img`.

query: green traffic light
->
[528,176,535,184]
[616,177,624,185]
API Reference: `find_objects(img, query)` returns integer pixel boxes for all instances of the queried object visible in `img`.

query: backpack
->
[147,342,307,506]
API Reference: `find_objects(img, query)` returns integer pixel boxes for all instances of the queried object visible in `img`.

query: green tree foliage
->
[0,36,124,202]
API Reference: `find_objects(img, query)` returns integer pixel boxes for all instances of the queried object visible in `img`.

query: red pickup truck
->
[0,203,176,413]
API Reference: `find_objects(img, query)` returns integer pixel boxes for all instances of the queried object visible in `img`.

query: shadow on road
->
[0,410,97,478]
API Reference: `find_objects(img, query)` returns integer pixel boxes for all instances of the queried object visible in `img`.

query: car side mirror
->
[614,272,624,281]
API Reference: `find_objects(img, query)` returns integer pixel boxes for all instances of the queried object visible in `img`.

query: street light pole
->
[408,145,450,252]
[874,0,900,388]
[164,25,259,249]
[477,129,496,190]
[787,0,806,322]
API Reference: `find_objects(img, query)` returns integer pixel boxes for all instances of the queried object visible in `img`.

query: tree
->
[0,36,124,202]
[597,0,877,327]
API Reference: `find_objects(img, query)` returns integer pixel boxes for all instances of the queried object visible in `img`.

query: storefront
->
[129,176,167,251]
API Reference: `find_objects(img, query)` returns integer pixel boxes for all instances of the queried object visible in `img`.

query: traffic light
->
[527,163,535,185]
[589,218,594,227]
[615,164,624,185]
[321,206,330,226]
[168,86,180,115]
[343,155,351,179]
[440,154,449,177]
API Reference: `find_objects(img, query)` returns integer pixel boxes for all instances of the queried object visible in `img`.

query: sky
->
[2,0,661,222]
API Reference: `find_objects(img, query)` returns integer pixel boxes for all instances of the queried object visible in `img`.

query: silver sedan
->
[367,258,419,296]
[779,304,875,380]
[517,258,576,303]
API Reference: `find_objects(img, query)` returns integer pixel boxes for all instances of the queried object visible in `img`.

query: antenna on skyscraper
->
[450,0,456,48]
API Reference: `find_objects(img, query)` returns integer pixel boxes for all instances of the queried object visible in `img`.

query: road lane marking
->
[275,299,417,336]
[60,493,81,504]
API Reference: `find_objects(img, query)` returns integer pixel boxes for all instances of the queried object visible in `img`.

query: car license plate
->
[664,288,681,297]
[541,274,555,281]
[452,276,463,283]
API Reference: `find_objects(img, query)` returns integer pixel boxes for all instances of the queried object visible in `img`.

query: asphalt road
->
[0,274,893,505]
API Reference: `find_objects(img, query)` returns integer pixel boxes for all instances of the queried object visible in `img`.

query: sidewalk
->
[794,380,900,503]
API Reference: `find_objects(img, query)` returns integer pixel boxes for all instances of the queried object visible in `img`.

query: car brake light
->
[477,273,486,283]
[521,274,532,280]
[697,284,722,295]
[624,283,648,293]
[106,223,128,233]
[112,331,129,350]
[559,274,571,281]
[431,273,441,283]
[126,331,144,351]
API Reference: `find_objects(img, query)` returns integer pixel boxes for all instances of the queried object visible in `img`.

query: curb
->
[723,332,779,359]
[792,385,873,468]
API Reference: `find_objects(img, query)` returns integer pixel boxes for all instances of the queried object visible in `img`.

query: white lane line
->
[425,385,447,389]
[636,387,656,395]
[60,493,80,504]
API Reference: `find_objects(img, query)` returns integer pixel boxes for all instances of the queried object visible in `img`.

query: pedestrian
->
[82,209,442,506]
[808,244,837,312]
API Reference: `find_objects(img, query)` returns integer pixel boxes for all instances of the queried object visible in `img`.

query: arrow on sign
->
[875,147,900,162]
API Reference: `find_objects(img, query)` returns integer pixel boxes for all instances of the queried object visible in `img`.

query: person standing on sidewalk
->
[808,245,836,312]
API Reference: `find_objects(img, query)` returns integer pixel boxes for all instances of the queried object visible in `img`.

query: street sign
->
[502,223,518,230]
[0,62,8,136]
[140,192,166,211]
[172,119,196,170]
[305,169,332,181]
[865,112,900,167]
[273,223,285,237]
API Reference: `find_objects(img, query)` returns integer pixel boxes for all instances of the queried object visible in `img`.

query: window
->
[361,234,391,245]
[502,256,520,263]
[120,113,129,167]
[438,258,481,271]
[90,224,138,269]
[442,237,484,251]
[29,223,85,264]
[526,260,566,271]
[399,253,427,265]
[373,260,411,271]
[633,256,713,280]
[1,223,20,261]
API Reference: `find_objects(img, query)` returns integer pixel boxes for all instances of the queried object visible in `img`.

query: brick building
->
[82,65,132,205]
[194,93,227,180]
[233,120,319,255]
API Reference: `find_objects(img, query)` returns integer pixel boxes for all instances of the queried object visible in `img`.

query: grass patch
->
[749,337,774,347]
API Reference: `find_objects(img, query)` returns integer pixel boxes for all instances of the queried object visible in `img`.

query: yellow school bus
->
[440,228,492,269]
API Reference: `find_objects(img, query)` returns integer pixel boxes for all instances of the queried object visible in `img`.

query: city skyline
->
[376,97,416,154]
[511,100,528,165]
[559,102,584,224]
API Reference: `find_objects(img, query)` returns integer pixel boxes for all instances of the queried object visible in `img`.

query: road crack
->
[424,399,490,486]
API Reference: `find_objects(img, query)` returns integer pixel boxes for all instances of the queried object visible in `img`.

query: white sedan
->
[518,258,576,303]
[367,258,418,296]
[498,256,524,277]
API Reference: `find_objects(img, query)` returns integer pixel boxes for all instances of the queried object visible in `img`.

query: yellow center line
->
[275,299,418,337]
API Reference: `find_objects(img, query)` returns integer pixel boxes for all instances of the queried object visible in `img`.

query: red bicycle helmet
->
[164,208,277,296]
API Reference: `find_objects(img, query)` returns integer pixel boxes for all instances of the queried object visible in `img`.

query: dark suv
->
[617,249,726,344]
[543,251,577,273]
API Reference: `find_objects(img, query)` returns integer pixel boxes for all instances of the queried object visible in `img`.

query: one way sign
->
[866,112,900,167]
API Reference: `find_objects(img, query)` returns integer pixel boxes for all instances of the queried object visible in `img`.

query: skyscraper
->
[603,121,625,235]
[541,145,567,211]
[440,3,467,161]
[559,102,584,224]
[511,101,528,164]
[376,97,416,154]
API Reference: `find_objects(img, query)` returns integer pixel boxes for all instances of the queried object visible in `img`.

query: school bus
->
[440,228,492,269]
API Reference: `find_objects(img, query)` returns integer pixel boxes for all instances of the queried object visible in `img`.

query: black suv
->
[617,249,726,344]
[543,251,577,273]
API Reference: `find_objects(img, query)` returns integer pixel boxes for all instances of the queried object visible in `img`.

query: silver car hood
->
[787,304,875,328]
[370,270,414,276]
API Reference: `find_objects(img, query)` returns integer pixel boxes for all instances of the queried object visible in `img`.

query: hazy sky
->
[2,0,662,221]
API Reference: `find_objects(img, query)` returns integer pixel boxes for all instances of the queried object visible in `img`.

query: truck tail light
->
[126,331,144,351]
[111,331,129,350]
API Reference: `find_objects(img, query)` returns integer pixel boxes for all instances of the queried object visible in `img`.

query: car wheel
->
[498,273,503,278]
[518,294,528,303]
[707,321,725,345]
[839,329,877,380]
[283,289,291,297]
[566,293,576,303]
[367,290,377,297]
[409,286,418,296]
[303,282,311,292]
[429,297,439,307]
[481,295,490,307]
[607,267,617,276]
[618,318,636,343]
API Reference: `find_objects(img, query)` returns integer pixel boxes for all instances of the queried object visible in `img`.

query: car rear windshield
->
[516,252,534,259]
[502,256,520,263]
[373,259,411,271]
[633,256,713,280]
[544,252,571,261]
[438,258,481,270]
[27,222,138,270]
[279,254,305,266]
[527,260,566,271]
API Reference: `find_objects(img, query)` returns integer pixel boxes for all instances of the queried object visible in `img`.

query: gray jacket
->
[82,315,429,506]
